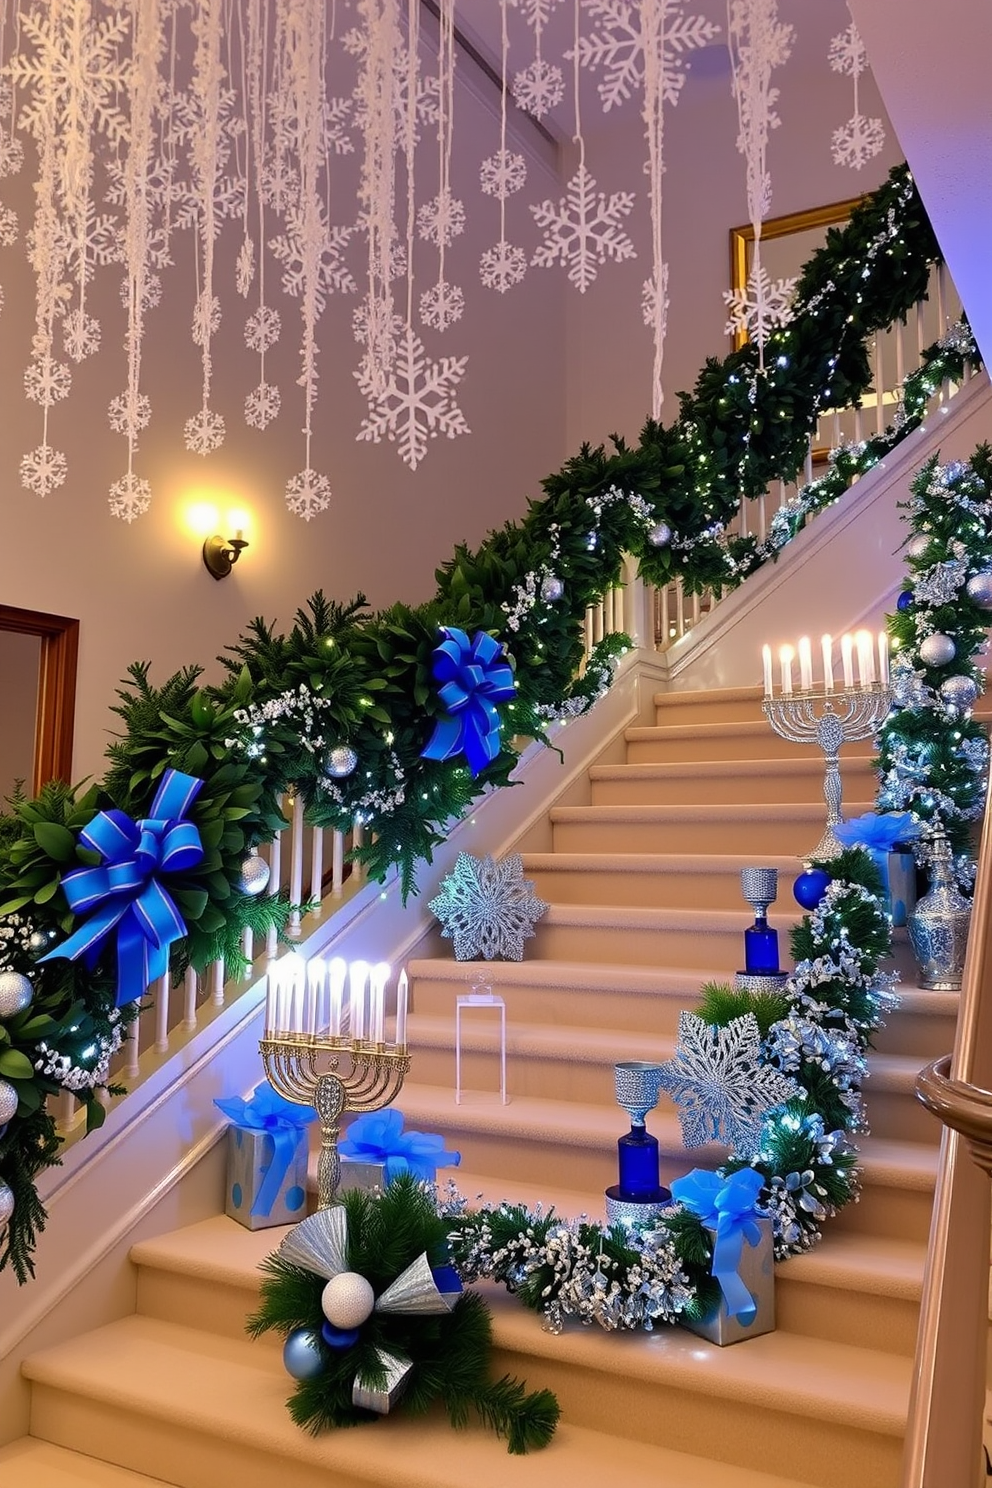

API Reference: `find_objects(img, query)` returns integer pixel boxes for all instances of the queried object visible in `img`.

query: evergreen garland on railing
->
[0,163,982,1284]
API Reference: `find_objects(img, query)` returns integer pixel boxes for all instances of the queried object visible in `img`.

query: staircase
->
[0,685,961,1488]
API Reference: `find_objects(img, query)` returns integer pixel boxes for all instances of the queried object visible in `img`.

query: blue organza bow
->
[834,811,919,852]
[420,627,516,777]
[670,1167,765,1324]
[215,1083,316,1219]
[41,769,205,1007]
[339,1107,461,1184]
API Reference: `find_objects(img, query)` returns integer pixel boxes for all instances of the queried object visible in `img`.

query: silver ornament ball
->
[906,533,931,561]
[321,1271,376,1330]
[919,633,956,668]
[0,971,33,1020]
[647,521,672,549]
[28,930,49,953]
[0,1181,13,1231]
[540,575,564,603]
[939,674,978,711]
[0,1078,18,1127]
[965,571,992,610]
[236,850,270,898]
[283,1327,325,1381]
[325,745,358,779]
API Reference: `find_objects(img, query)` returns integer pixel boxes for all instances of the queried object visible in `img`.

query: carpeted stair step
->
[548,801,876,855]
[521,851,804,911]
[530,902,796,969]
[624,719,873,765]
[587,756,876,808]
[20,1311,830,1488]
[651,686,767,726]
[869,986,959,1061]
[0,1441,177,1487]
[828,1136,937,1243]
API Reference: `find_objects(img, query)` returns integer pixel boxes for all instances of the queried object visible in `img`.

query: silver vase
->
[908,832,972,991]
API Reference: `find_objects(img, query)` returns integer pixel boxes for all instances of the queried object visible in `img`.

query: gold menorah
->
[261,957,410,1209]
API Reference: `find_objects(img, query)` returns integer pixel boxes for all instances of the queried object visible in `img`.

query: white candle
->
[328,957,347,1037]
[856,629,875,686]
[779,645,794,695]
[306,957,324,1037]
[370,962,389,1045]
[395,968,408,1049]
[289,954,306,1033]
[762,643,774,697]
[821,634,834,693]
[348,960,368,1042]
[798,636,813,692]
[273,958,290,1034]
[841,633,854,690]
[878,630,890,686]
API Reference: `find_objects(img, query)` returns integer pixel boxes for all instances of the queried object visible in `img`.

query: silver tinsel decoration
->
[647,521,672,548]
[540,575,564,603]
[965,571,992,610]
[939,675,978,711]
[429,853,548,961]
[914,559,968,607]
[325,745,359,779]
[0,1078,18,1126]
[919,633,956,668]
[236,849,271,897]
[0,1181,13,1230]
[0,970,33,1020]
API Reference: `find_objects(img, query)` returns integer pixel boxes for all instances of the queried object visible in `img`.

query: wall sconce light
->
[202,528,248,581]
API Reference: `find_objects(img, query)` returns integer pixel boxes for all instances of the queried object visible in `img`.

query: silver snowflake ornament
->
[657,1010,799,1158]
[429,853,548,961]
[531,164,636,294]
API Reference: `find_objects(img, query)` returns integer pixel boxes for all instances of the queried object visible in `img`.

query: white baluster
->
[58,1090,76,1128]
[895,318,905,396]
[853,404,863,444]
[603,587,614,633]
[584,606,594,659]
[211,957,225,1008]
[593,601,604,645]
[126,1006,141,1079]
[691,592,701,628]
[183,966,198,1031]
[873,335,884,436]
[916,299,925,358]
[288,793,304,937]
[804,444,813,486]
[352,820,365,885]
[936,261,948,336]
[310,825,324,916]
[660,585,670,650]
[241,926,253,979]
[155,970,170,1053]
[332,828,345,898]
[676,583,685,641]
[266,810,283,961]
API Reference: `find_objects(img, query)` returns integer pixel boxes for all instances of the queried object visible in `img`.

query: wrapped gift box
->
[338,1156,389,1193]
[681,1216,775,1347]
[224,1124,309,1231]
[874,847,917,928]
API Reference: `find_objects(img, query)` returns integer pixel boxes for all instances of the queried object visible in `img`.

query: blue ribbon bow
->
[41,769,205,1008]
[670,1167,766,1325]
[834,811,919,852]
[215,1082,316,1219]
[420,627,516,777]
[339,1107,461,1184]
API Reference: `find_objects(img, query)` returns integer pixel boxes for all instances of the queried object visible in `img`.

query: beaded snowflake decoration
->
[429,853,548,961]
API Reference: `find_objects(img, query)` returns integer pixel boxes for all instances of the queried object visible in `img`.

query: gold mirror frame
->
[0,606,78,793]
[729,196,865,352]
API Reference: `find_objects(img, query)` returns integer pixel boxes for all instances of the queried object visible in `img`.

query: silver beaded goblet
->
[614,1060,664,1127]
[740,867,778,918]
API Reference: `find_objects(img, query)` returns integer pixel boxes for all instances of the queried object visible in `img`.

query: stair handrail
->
[902,769,992,1488]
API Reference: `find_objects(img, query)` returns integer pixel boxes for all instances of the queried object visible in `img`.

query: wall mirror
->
[0,606,79,803]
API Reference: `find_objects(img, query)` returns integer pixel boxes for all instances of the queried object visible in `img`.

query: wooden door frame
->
[0,605,78,792]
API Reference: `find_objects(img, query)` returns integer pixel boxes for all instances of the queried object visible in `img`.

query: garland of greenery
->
[247,1176,559,1452]
[0,163,980,1285]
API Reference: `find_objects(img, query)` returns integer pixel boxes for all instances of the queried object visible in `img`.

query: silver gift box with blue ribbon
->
[670,1167,776,1347]
[683,1215,775,1346]
[215,1083,315,1231]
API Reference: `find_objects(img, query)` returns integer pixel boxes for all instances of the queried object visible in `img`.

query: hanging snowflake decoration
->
[108,391,152,437]
[285,467,332,521]
[828,23,867,78]
[417,190,466,249]
[244,382,281,430]
[108,472,151,522]
[0,204,18,247]
[244,305,281,353]
[429,852,548,961]
[269,208,356,309]
[511,58,565,119]
[419,280,464,332]
[0,131,24,179]
[531,164,636,294]
[831,113,885,172]
[61,308,100,361]
[119,272,161,313]
[355,324,469,471]
[479,148,527,200]
[657,1010,800,1157]
[235,237,254,297]
[723,262,796,340]
[568,0,719,112]
[480,240,527,294]
[192,292,222,346]
[20,443,67,497]
[184,407,225,455]
[641,263,669,330]
[24,356,72,407]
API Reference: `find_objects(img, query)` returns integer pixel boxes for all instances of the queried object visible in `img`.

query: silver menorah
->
[763,686,892,859]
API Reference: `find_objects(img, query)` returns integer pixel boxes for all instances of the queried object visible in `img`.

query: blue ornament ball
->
[283,1327,326,1380]
[896,590,914,612]
[794,868,832,910]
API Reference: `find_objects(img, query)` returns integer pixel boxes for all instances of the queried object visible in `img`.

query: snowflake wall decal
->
[480,240,527,294]
[429,852,548,961]
[531,164,636,293]
[20,443,67,497]
[723,262,796,341]
[244,381,281,430]
[355,324,469,471]
[420,279,464,332]
[657,1010,800,1158]
[511,58,565,119]
[831,112,885,172]
[568,0,719,112]
[108,471,151,522]
[479,148,527,200]
[285,466,331,521]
